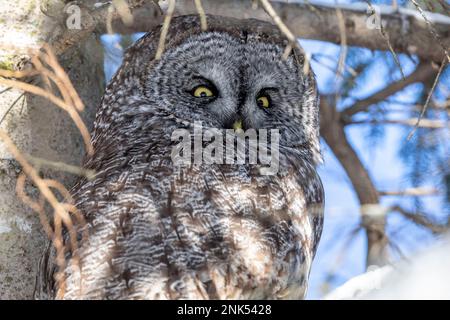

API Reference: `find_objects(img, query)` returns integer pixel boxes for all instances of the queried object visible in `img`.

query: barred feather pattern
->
[35,15,324,300]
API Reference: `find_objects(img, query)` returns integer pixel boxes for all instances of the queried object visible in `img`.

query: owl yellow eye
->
[193,86,214,98]
[256,96,270,108]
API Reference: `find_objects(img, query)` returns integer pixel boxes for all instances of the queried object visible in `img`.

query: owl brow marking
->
[258,87,279,95]
[191,75,217,87]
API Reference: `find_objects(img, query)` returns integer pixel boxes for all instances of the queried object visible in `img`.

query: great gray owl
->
[36,15,324,300]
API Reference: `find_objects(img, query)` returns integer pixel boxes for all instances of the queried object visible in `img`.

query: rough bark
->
[319,56,440,268]
[39,1,450,62]
[341,61,437,120]
[174,1,450,63]
[0,0,104,299]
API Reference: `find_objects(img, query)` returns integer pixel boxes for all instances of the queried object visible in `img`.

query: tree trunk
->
[0,0,104,299]
[320,98,389,268]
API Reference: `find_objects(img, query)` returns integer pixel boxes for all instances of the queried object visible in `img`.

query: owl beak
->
[232,119,244,133]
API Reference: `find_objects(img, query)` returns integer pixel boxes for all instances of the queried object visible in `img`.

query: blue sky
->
[301,38,448,298]
[100,8,449,297]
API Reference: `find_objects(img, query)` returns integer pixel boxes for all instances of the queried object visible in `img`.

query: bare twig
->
[0,78,92,156]
[409,0,450,63]
[42,45,85,112]
[383,99,449,112]
[341,62,435,120]
[365,1,405,80]
[16,174,53,238]
[194,0,208,31]
[379,187,440,196]
[407,58,447,140]
[259,0,306,60]
[313,53,358,77]
[348,118,448,129]
[155,0,176,60]
[0,46,93,155]
[335,8,348,80]
[380,28,405,80]
[0,130,85,299]
[0,44,96,297]
[26,155,96,180]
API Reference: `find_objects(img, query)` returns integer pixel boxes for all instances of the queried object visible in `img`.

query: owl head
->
[94,15,321,165]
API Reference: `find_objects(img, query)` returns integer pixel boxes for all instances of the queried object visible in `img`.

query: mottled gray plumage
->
[36,15,324,299]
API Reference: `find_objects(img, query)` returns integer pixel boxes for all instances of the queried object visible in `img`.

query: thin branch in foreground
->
[0,45,93,297]
[194,0,208,31]
[0,130,85,299]
[383,99,449,112]
[348,118,448,129]
[341,62,435,119]
[313,53,358,77]
[259,0,306,61]
[42,44,85,112]
[155,0,176,60]
[16,173,53,238]
[407,58,447,140]
[409,0,450,63]
[0,46,93,155]
[365,1,405,80]
[379,25,405,81]
[0,77,92,156]
[25,154,96,180]
[106,2,115,34]
[335,8,348,83]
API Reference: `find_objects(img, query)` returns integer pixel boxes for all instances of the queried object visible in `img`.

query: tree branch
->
[341,61,437,120]
[347,118,448,129]
[173,0,450,63]
[49,1,163,54]
[47,1,450,61]
[379,187,440,196]
[320,98,388,267]
[390,205,449,235]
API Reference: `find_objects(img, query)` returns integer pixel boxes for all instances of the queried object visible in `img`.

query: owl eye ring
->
[256,95,271,109]
[192,85,215,98]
